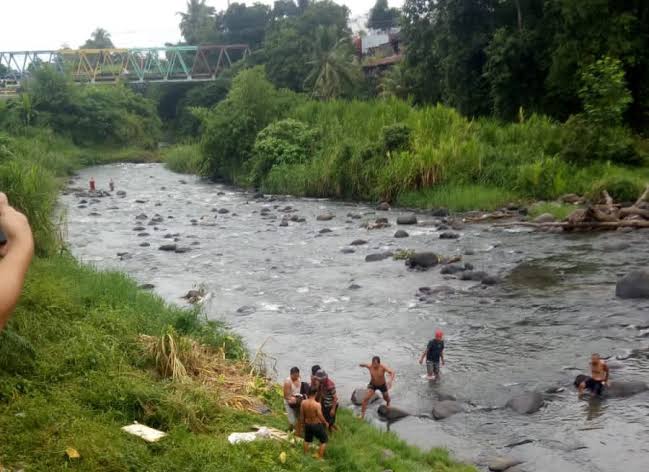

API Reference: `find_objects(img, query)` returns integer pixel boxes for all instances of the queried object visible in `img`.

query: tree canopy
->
[80,28,114,49]
[367,0,400,31]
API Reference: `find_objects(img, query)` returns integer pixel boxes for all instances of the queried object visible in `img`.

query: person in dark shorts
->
[314,369,338,431]
[577,353,609,398]
[300,386,329,459]
[359,356,396,418]
[419,329,445,379]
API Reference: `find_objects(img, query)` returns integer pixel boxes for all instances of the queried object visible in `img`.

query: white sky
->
[0,0,402,51]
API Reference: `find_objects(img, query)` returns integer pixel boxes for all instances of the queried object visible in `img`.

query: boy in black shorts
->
[419,329,445,380]
[300,386,329,459]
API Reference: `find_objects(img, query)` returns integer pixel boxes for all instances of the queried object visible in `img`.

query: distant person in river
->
[109,179,115,192]
[300,386,329,459]
[577,353,609,398]
[359,356,396,418]
[0,192,34,332]
[89,177,96,191]
[283,367,303,429]
[419,329,445,380]
[314,370,338,432]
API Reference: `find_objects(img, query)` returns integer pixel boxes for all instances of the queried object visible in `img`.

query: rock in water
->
[431,400,464,420]
[317,213,335,221]
[439,231,460,239]
[377,405,409,421]
[351,239,368,246]
[406,252,439,270]
[533,213,556,223]
[319,228,332,234]
[396,215,418,225]
[158,244,177,252]
[616,271,649,299]
[394,230,409,238]
[605,381,649,398]
[488,457,524,471]
[506,392,544,414]
[351,388,379,406]
[377,202,391,211]
[431,208,449,217]
[366,252,393,262]
[139,284,155,290]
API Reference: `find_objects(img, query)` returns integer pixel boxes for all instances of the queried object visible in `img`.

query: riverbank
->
[0,131,474,471]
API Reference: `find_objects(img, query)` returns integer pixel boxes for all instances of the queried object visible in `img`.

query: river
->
[60,163,649,472]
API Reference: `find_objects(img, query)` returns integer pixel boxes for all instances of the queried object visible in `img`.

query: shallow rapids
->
[60,164,649,471]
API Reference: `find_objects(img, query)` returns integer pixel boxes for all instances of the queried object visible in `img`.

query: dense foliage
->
[0,67,161,148]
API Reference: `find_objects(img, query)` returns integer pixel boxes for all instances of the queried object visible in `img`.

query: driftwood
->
[499,185,649,232]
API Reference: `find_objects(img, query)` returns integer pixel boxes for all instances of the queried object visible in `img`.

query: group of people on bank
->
[283,331,445,458]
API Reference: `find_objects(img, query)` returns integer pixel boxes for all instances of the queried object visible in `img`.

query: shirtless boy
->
[359,356,396,418]
[299,386,329,459]
[578,353,609,398]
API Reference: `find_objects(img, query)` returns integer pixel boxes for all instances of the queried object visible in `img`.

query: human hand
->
[0,193,33,257]
[419,358,423,365]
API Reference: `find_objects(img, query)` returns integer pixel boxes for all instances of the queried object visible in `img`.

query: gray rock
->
[348,284,362,290]
[394,230,409,238]
[482,275,500,286]
[279,220,289,227]
[460,271,489,282]
[135,213,147,220]
[319,228,333,234]
[116,190,126,197]
[440,264,464,275]
[116,252,130,257]
[439,231,460,239]
[351,388,379,406]
[488,457,524,472]
[616,271,649,299]
[137,232,150,237]
[351,239,368,246]
[139,242,150,247]
[533,213,556,223]
[376,202,391,211]
[174,247,191,254]
[431,400,464,420]
[236,305,256,315]
[406,252,439,270]
[396,215,418,225]
[158,244,177,252]
[138,284,155,290]
[366,252,393,262]
[341,248,356,254]
[218,208,229,214]
[316,213,335,221]
[506,391,544,414]
[378,405,409,421]
[133,226,146,231]
[431,208,449,217]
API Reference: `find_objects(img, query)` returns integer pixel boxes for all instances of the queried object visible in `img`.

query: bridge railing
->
[0,44,250,86]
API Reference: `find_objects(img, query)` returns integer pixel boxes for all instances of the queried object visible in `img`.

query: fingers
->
[0,192,7,211]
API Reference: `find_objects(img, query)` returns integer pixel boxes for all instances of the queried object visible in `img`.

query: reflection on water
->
[61,164,649,472]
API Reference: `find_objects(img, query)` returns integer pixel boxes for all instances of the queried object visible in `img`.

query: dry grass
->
[139,331,274,412]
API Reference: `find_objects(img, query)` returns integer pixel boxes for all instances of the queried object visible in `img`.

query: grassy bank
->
[1,129,473,470]
[190,68,649,212]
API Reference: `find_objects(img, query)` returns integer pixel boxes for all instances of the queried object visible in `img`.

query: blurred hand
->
[0,192,33,257]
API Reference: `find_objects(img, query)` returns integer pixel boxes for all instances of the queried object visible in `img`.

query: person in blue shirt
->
[419,329,445,380]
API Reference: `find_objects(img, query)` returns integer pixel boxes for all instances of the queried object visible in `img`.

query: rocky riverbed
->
[60,163,649,472]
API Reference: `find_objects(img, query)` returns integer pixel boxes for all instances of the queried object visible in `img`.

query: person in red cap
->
[419,329,445,380]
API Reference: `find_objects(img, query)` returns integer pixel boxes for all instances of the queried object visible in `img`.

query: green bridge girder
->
[0,44,251,88]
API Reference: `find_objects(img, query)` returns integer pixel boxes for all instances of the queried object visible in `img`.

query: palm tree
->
[304,27,359,100]
[81,28,114,49]
[178,0,216,44]
[378,64,408,100]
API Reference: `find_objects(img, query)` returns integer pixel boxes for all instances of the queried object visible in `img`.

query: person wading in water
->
[578,353,609,398]
[419,329,445,380]
[299,386,329,459]
[359,356,396,419]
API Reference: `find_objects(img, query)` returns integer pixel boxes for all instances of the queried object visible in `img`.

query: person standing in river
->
[419,329,445,380]
[300,386,329,459]
[578,353,609,398]
[359,356,396,418]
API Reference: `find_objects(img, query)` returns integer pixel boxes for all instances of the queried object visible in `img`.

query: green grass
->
[80,146,161,166]
[0,255,474,472]
[397,184,518,212]
[528,201,578,220]
[161,143,203,174]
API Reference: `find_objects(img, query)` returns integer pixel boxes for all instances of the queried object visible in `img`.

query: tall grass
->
[397,185,517,211]
[161,143,203,174]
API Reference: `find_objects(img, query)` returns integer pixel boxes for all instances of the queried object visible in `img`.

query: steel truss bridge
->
[0,44,250,91]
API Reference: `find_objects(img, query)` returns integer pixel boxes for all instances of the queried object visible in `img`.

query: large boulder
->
[377,405,409,421]
[406,252,439,270]
[394,230,409,238]
[431,400,464,420]
[377,202,391,211]
[351,388,380,406]
[573,375,649,398]
[506,391,544,414]
[616,271,649,299]
[396,215,418,225]
[317,213,335,221]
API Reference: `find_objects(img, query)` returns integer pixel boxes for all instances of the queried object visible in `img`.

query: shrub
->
[380,122,412,152]
[588,176,644,203]
[561,115,638,164]
[251,119,318,185]
[162,144,203,174]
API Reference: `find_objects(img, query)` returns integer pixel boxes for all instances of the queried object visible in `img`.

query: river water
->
[60,164,649,472]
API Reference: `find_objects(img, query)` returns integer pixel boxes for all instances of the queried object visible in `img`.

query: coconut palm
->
[81,28,114,49]
[178,0,216,45]
[304,26,359,100]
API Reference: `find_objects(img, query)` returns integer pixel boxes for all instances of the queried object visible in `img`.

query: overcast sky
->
[0,0,403,51]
